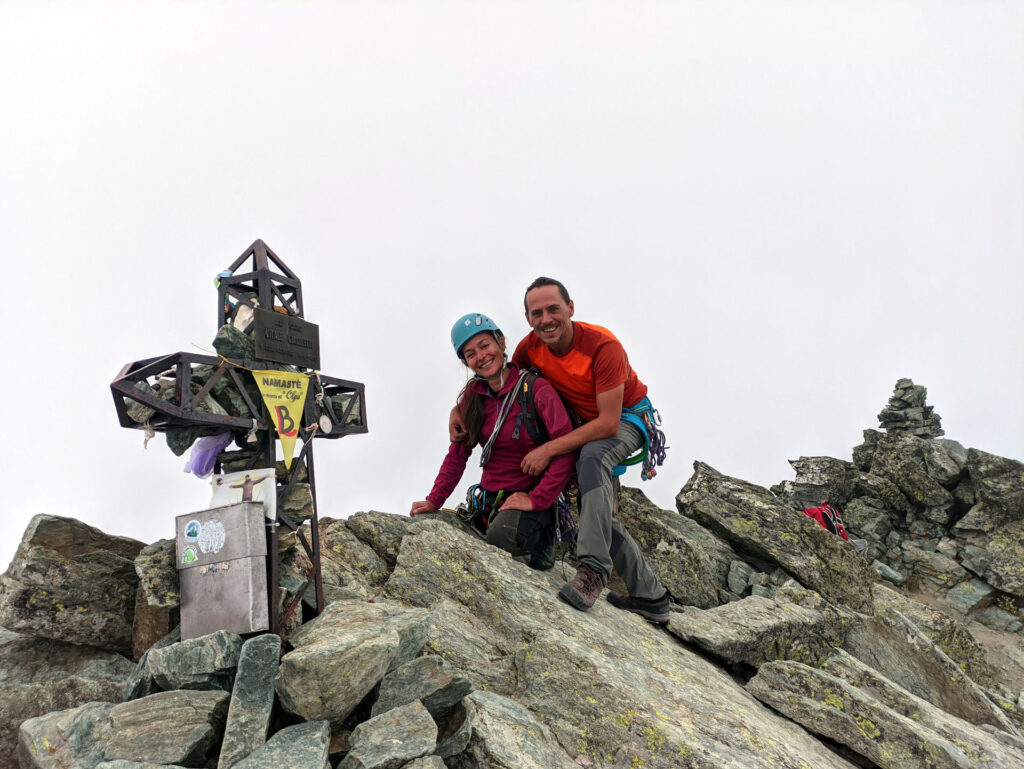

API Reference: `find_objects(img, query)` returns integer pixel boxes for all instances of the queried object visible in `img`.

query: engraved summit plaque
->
[253,307,321,369]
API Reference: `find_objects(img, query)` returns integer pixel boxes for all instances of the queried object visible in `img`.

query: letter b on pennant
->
[274,405,298,437]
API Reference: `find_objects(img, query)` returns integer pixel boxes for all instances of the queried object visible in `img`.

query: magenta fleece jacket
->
[426,364,576,511]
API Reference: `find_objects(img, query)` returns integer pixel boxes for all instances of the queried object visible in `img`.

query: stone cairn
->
[877,377,944,438]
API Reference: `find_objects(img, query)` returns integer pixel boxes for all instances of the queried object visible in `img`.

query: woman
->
[411,313,575,569]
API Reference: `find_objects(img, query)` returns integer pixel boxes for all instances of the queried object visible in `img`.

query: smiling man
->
[510,276,670,623]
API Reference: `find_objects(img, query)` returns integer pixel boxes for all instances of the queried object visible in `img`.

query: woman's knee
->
[486,509,523,555]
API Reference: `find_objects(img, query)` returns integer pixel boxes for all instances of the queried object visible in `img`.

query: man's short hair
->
[524,276,571,311]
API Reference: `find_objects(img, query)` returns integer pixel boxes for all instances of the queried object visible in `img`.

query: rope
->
[478,369,530,468]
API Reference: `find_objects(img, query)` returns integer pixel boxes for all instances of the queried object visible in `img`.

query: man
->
[452,277,670,624]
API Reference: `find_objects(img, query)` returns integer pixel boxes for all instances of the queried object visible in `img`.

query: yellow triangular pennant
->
[252,370,310,469]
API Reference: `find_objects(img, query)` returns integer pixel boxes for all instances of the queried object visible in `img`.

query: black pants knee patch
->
[609,528,625,559]
[487,507,554,561]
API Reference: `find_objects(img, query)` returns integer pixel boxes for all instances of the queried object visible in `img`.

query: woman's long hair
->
[456,330,504,446]
[456,384,486,447]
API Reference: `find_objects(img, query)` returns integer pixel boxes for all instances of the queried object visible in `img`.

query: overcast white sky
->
[1,1,1021,570]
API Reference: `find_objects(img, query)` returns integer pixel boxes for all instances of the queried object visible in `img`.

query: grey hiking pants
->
[577,420,666,600]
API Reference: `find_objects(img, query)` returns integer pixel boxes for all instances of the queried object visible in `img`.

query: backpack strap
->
[511,368,550,446]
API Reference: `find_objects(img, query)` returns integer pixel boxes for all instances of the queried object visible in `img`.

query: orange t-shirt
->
[512,321,647,422]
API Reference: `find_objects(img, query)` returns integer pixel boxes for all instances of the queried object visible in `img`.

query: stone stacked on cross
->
[877,377,944,437]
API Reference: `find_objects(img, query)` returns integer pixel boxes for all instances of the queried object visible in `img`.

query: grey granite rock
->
[17,701,114,769]
[146,629,243,691]
[785,455,860,507]
[869,433,954,511]
[0,626,133,768]
[371,653,472,718]
[617,485,735,608]
[748,653,1024,769]
[404,757,446,769]
[955,517,1024,598]
[213,324,256,360]
[130,580,178,662]
[869,559,906,585]
[452,691,577,769]
[280,483,314,523]
[878,583,993,673]
[0,515,144,653]
[387,517,860,769]
[278,518,390,605]
[340,700,437,769]
[974,606,1020,632]
[104,689,229,766]
[133,539,179,611]
[945,578,995,615]
[667,594,849,667]
[967,448,1024,527]
[433,700,472,758]
[218,633,282,769]
[275,599,429,728]
[232,720,330,769]
[345,511,415,568]
[676,462,874,611]
[851,470,914,518]
[851,428,881,472]
[727,559,754,597]
[123,627,180,701]
[923,438,967,488]
[841,497,892,544]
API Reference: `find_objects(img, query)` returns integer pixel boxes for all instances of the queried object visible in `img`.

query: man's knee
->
[577,443,612,495]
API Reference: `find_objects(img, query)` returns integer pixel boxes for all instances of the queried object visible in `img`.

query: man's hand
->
[499,492,533,511]
[521,445,553,476]
[449,406,467,443]
[410,501,436,516]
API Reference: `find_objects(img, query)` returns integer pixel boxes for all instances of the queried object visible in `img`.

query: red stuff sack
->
[801,502,849,541]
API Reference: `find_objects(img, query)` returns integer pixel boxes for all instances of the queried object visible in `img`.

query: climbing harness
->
[612,397,668,481]
[452,484,507,533]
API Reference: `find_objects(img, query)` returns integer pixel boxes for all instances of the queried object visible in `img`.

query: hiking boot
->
[528,546,554,571]
[558,564,604,611]
[606,590,671,625]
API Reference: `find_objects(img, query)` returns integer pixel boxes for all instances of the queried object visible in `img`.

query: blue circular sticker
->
[184,520,201,541]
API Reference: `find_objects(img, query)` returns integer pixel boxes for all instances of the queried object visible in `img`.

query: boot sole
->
[558,583,597,611]
[607,594,670,624]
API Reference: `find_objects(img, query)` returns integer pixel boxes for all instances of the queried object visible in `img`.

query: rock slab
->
[146,629,243,691]
[0,627,133,769]
[0,514,144,653]
[340,700,437,769]
[748,652,1024,769]
[371,653,472,718]
[104,689,229,767]
[17,701,114,769]
[232,720,330,769]
[219,633,282,769]
[676,462,874,611]
[275,599,430,728]
[667,594,847,667]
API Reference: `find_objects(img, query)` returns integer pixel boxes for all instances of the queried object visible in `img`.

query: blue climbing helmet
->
[451,313,503,358]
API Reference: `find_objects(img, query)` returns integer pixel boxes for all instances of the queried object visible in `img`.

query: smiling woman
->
[409,313,577,570]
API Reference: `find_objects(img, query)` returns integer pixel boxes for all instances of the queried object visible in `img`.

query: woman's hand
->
[410,501,437,516]
[499,492,533,512]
